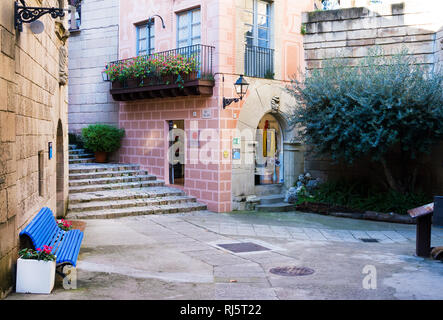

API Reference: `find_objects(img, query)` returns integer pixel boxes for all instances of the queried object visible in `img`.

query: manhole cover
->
[269,266,315,277]
[360,238,379,243]
[217,242,271,253]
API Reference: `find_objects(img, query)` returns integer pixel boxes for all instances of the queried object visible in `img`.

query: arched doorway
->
[56,120,65,218]
[255,113,284,185]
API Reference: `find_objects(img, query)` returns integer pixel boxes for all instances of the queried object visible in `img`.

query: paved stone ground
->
[7,210,443,300]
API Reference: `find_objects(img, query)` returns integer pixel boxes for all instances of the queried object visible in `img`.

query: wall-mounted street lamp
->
[223,75,249,109]
[147,14,166,29]
[15,0,68,33]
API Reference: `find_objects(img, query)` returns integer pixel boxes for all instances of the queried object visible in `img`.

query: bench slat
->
[57,230,83,266]
[21,208,57,249]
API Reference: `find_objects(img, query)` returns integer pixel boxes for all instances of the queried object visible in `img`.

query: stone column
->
[283,141,304,190]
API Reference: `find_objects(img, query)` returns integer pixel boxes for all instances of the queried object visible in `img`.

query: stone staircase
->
[66,144,207,219]
[256,194,295,212]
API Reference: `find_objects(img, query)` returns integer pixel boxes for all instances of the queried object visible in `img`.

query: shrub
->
[286,47,443,194]
[81,124,125,153]
[68,132,84,148]
[297,179,431,214]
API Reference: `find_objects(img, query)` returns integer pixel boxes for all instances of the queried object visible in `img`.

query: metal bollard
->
[433,196,443,227]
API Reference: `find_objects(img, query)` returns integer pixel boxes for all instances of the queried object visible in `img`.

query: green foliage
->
[297,179,431,215]
[19,246,56,262]
[264,70,275,79]
[300,24,307,35]
[287,47,443,192]
[81,124,125,153]
[103,54,199,87]
[68,132,84,148]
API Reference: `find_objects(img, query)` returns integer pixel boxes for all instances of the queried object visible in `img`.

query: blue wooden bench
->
[19,207,84,277]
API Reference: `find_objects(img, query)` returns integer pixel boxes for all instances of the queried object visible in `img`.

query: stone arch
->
[56,119,65,218]
[231,80,304,203]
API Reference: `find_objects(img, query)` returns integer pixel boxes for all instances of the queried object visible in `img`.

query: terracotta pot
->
[94,151,108,163]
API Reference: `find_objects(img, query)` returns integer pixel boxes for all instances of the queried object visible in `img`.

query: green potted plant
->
[16,246,56,294]
[81,124,125,163]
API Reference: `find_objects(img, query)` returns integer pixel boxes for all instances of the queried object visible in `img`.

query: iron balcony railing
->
[244,45,275,79]
[107,44,215,88]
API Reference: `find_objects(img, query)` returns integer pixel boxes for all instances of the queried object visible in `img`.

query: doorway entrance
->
[255,113,283,185]
[168,120,185,186]
[56,120,65,217]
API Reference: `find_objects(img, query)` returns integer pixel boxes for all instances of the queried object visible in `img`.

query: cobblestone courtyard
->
[7,210,443,300]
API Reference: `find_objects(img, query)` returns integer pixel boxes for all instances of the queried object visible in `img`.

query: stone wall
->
[0,0,69,299]
[68,0,120,134]
[301,0,443,194]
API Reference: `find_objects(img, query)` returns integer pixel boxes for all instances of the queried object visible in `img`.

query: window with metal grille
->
[244,0,274,78]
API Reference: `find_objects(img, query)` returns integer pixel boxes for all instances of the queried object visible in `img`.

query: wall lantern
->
[147,15,166,29]
[102,69,110,82]
[15,0,68,33]
[223,75,249,109]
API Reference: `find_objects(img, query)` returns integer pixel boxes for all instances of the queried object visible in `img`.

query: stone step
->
[67,202,207,219]
[68,148,87,154]
[69,163,141,174]
[69,180,165,194]
[256,202,295,212]
[69,153,95,160]
[68,187,185,204]
[259,194,285,205]
[69,170,149,180]
[69,158,95,164]
[68,195,196,213]
[69,174,157,187]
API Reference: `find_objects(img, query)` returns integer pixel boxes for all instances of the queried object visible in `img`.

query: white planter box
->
[16,258,56,294]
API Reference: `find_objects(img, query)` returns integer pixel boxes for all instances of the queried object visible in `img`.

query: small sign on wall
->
[202,109,212,119]
[232,148,241,160]
[48,142,53,160]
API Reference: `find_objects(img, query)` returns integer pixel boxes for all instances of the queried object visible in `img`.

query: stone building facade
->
[0,0,69,299]
[67,0,120,133]
[301,0,443,194]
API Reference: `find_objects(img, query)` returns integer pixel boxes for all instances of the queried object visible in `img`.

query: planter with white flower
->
[16,246,56,294]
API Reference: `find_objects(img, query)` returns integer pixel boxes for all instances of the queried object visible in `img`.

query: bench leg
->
[56,264,77,289]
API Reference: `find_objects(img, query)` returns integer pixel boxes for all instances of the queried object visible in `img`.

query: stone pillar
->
[283,141,304,190]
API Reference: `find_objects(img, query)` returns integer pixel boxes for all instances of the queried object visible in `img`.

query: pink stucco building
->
[111,0,313,212]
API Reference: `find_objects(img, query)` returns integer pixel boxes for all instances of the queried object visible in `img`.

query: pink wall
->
[117,0,312,212]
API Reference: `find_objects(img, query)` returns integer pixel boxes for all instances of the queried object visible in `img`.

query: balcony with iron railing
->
[244,45,275,79]
[105,44,215,101]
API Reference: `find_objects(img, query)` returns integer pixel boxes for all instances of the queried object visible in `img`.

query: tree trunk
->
[380,157,403,193]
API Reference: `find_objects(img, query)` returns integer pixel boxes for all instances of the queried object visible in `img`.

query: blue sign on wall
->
[48,142,53,159]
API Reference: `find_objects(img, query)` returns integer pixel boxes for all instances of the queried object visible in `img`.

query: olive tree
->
[286,48,443,193]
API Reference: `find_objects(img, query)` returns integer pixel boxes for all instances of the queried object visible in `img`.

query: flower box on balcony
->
[105,44,215,101]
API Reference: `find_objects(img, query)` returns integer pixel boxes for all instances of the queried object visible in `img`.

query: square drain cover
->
[217,242,271,253]
[360,238,379,243]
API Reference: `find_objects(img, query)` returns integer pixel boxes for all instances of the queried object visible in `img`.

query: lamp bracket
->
[223,97,240,109]
[15,0,67,32]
